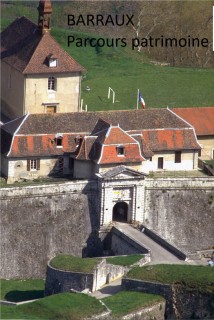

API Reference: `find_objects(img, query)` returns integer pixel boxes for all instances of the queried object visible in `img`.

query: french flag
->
[138,92,145,109]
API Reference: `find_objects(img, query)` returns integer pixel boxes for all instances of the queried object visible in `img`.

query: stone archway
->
[112,202,128,222]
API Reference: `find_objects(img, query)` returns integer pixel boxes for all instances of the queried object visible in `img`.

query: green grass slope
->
[102,291,164,317]
[1,1,214,111]
[53,28,214,111]
[127,264,214,292]
[0,279,45,302]
[1,292,105,320]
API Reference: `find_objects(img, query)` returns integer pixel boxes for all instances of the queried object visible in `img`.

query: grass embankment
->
[0,279,45,302]
[1,292,105,320]
[106,254,144,266]
[127,264,214,292]
[50,255,101,273]
[1,3,214,111]
[102,291,164,318]
[53,28,214,111]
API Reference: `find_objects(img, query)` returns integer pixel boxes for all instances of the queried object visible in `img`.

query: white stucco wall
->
[25,73,81,114]
[198,136,214,160]
[6,157,63,183]
[141,150,198,172]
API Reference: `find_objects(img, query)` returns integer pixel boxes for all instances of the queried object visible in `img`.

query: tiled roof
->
[132,134,154,158]
[172,107,214,136]
[75,124,145,164]
[1,115,27,135]
[1,17,85,74]
[1,109,200,159]
[142,129,200,151]
[101,166,146,178]
[13,109,190,135]
[7,133,78,157]
[75,136,98,160]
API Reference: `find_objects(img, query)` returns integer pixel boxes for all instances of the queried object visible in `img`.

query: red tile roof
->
[142,129,200,151]
[6,134,78,157]
[75,124,145,164]
[172,107,214,136]
[1,17,85,74]
[1,109,200,161]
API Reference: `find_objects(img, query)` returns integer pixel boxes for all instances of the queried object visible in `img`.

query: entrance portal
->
[113,202,128,222]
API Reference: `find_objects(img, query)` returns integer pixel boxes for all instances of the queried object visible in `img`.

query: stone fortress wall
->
[0,177,213,278]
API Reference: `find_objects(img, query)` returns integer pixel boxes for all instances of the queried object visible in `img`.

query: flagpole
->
[137,89,139,109]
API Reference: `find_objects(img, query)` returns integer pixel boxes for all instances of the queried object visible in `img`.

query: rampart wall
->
[0,177,213,278]
[143,178,214,254]
[122,278,214,318]
[0,181,101,278]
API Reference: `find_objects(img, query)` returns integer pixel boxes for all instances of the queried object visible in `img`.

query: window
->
[117,146,125,156]
[56,137,63,147]
[48,76,56,91]
[49,58,58,68]
[149,157,152,161]
[27,159,40,171]
[158,157,164,169]
[55,134,63,147]
[46,105,56,113]
[175,151,181,163]
[31,159,37,170]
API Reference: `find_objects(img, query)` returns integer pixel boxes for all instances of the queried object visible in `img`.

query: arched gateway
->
[113,202,128,222]
[99,166,146,226]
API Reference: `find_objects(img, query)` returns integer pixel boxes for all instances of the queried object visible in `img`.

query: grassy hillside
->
[1,2,214,111]
[54,28,214,111]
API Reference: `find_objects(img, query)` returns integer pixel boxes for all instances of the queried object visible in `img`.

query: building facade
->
[1,1,85,120]
[1,109,200,183]
[172,107,214,161]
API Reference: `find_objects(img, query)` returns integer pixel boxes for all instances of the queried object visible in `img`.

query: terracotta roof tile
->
[172,107,214,136]
[1,17,85,74]
[142,129,200,151]
[8,133,78,157]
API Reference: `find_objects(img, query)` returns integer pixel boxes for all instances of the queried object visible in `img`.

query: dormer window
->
[75,135,83,147]
[55,133,63,148]
[49,57,58,68]
[117,145,125,156]
[48,76,56,91]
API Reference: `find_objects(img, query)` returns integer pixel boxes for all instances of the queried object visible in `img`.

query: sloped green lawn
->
[102,291,164,317]
[50,255,101,273]
[127,264,214,292]
[1,292,106,320]
[0,279,45,302]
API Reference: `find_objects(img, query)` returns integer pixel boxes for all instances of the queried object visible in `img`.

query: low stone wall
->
[121,301,166,320]
[45,258,129,296]
[122,278,173,316]
[122,278,214,319]
[45,264,94,295]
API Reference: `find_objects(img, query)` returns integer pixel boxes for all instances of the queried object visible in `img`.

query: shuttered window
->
[48,76,56,91]
[27,159,40,171]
